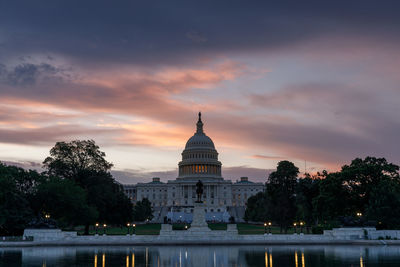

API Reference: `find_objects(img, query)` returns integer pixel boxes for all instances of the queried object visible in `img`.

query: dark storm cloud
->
[0,63,61,86]
[1,0,399,66]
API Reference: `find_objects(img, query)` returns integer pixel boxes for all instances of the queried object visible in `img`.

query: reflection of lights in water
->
[265,251,268,267]
[185,250,188,259]
[102,253,105,267]
[214,251,216,267]
[295,251,298,267]
[360,256,364,267]
[94,254,98,267]
[146,247,149,267]
[269,252,273,267]
[179,249,182,267]
[132,252,135,267]
[302,252,305,267]
[42,260,46,267]
[126,255,129,267]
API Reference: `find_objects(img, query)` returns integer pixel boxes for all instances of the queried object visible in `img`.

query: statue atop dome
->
[196,111,204,134]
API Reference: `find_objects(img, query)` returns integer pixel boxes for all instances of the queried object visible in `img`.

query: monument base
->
[188,202,211,232]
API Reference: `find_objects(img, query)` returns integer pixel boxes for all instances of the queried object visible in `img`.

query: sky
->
[0,0,399,184]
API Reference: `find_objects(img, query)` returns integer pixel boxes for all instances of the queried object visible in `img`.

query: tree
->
[267,161,299,233]
[0,163,46,235]
[30,177,98,228]
[296,174,320,229]
[340,157,400,215]
[82,171,133,225]
[133,198,153,222]
[43,140,113,182]
[244,192,269,222]
[0,174,33,235]
[366,177,400,229]
[313,172,354,224]
[43,140,133,233]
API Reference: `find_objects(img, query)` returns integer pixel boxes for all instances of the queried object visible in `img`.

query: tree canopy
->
[133,198,154,222]
[244,157,400,230]
[43,140,113,181]
[42,140,133,232]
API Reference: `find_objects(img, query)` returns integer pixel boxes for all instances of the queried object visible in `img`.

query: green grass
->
[73,223,312,235]
[76,224,161,235]
[236,224,310,235]
[208,223,227,230]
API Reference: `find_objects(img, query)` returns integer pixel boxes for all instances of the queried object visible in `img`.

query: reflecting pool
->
[1,245,400,267]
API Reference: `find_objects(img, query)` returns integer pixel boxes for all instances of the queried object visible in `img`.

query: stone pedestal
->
[188,202,211,232]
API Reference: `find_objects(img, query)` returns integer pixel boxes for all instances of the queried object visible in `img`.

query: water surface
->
[1,245,400,267]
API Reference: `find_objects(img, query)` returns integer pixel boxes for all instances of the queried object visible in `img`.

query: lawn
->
[74,223,311,235]
[76,224,161,235]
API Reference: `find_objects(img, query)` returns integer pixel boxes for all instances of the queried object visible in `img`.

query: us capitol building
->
[123,113,264,222]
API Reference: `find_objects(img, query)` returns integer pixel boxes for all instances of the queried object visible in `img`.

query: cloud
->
[251,155,284,160]
[0,60,245,126]
[0,160,43,171]
[222,166,272,183]
[3,63,59,86]
[113,165,272,184]
[1,1,399,67]
[0,125,121,145]
[186,31,207,43]
[0,0,399,173]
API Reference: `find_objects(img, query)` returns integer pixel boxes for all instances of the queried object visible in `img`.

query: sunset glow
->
[1,1,399,183]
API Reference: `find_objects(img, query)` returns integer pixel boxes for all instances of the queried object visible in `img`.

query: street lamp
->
[268,222,272,234]
[300,221,304,234]
[95,223,99,235]
[293,222,297,234]
[132,224,136,235]
[127,223,131,235]
[44,213,50,220]
[185,225,188,230]
[103,224,107,235]
[357,212,362,217]
[264,223,267,234]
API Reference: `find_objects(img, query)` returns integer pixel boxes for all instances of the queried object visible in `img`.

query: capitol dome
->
[178,112,222,180]
[185,115,215,150]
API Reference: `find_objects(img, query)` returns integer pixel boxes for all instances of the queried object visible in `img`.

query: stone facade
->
[122,113,264,222]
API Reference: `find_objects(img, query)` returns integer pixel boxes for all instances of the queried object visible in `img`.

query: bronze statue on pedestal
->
[196,180,204,203]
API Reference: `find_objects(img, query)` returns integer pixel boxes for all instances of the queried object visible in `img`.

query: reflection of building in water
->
[156,246,240,267]
[5,245,400,266]
[122,113,264,223]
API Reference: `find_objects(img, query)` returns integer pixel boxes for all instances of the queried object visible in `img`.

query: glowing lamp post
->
[103,224,107,235]
[264,223,267,234]
[300,221,304,234]
[293,222,297,234]
[132,224,136,235]
[127,223,131,235]
[95,223,99,235]
[268,222,272,234]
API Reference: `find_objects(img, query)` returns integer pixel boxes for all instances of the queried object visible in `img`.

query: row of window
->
[179,164,221,175]
[182,153,217,160]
